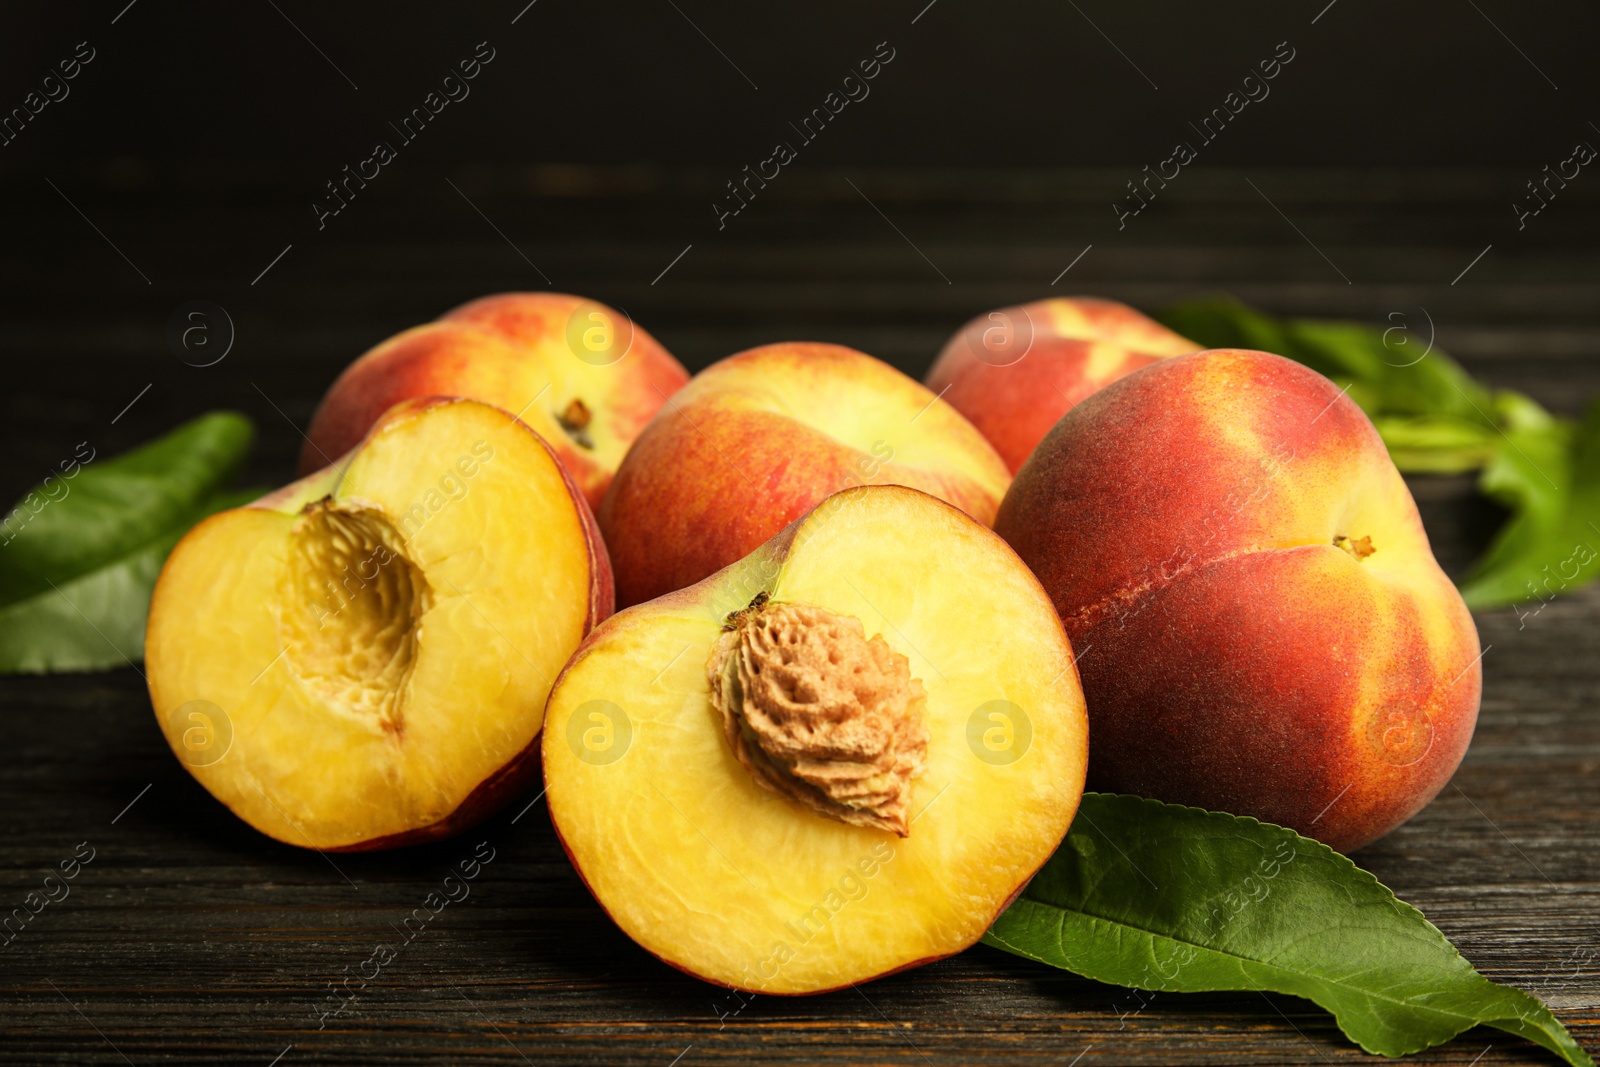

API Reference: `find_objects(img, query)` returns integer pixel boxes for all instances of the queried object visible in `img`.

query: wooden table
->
[1,166,1596,1064]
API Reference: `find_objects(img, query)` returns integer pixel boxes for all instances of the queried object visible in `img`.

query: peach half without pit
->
[599,341,1012,608]
[301,292,690,511]
[926,296,1202,473]
[545,485,1088,994]
[147,397,612,850]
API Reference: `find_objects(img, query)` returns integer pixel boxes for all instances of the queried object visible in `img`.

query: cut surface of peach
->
[147,397,610,850]
[544,485,1087,994]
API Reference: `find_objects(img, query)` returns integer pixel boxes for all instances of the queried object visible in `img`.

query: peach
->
[927,297,1202,472]
[995,349,1481,853]
[148,397,611,850]
[300,292,689,510]
[600,342,1011,607]
[545,485,1088,993]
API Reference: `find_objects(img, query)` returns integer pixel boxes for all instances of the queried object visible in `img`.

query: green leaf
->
[1460,402,1600,609]
[985,794,1593,1066]
[1370,415,1496,475]
[0,413,260,674]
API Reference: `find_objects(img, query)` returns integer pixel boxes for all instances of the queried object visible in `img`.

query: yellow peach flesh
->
[546,486,1087,993]
[147,399,602,849]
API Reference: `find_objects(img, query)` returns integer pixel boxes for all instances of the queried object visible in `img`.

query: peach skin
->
[599,342,1011,608]
[300,292,689,510]
[927,297,1202,472]
[994,348,1481,853]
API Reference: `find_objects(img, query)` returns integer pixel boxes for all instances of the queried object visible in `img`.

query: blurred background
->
[2,0,1597,516]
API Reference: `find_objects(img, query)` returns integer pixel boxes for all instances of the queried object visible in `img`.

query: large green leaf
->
[1159,296,1600,608]
[986,794,1593,1065]
[0,412,259,673]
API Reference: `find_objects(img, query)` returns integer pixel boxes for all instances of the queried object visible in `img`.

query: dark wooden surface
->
[1,166,1597,1064]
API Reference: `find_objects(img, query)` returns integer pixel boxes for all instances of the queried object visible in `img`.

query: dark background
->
[3,0,1598,166]
[2,2,1597,1064]
[3,0,1598,504]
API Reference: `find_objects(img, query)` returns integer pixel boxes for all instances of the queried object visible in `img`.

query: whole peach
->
[927,297,1201,472]
[600,342,1011,608]
[301,292,688,510]
[994,348,1481,852]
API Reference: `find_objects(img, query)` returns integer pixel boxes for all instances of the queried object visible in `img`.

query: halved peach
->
[147,397,611,850]
[545,485,1087,993]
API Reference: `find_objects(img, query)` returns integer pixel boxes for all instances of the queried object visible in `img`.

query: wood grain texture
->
[0,167,1596,1065]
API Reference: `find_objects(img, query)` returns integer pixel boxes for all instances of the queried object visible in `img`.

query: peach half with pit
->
[301,292,689,511]
[545,485,1087,993]
[926,296,1202,472]
[147,397,611,850]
